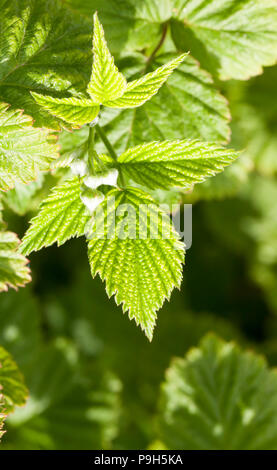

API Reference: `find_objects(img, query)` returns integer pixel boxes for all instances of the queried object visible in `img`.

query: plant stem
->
[95,124,126,187]
[95,124,118,162]
[145,22,168,69]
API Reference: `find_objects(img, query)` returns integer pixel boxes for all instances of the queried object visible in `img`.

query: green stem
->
[95,124,118,162]
[145,22,168,71]
[95,124,126,188]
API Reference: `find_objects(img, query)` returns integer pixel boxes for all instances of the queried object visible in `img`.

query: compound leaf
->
[117,140,239,190]
[31,93,100,127]
[87,13,127,104]
[99,53,231,150]
[105,54,188,108]
[171,0,277,80]
[159,334,277,450]
[20,178,92,255]
[87,188,185,340]
[0,104,59,191]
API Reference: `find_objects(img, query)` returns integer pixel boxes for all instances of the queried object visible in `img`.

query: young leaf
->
[171,0,277,80]
[99,53,231,149]
[87,13,127,104]
[20,178,92,256]
[0,230,31,292]
[117,140,239,190]
[31,93,100,127]
[0,346,28,415]
[0,104,59,191]
[0,0,92,129]
[105,54,188,108]
[87,188,185,340]
[159,334,277,450]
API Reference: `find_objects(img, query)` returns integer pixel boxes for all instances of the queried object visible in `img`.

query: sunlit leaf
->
[20,178,92,255]
[87,13,127,104]
[0,104,59,191]
[31,93,100,127]
[117,140,239,190]
[88,188,185,340]
[171,0,277,80]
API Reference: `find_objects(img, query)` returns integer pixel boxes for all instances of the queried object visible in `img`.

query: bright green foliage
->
[159,334,277,450]
[87,13,127,103]
[0,347,28,425]
[18,10,242,339]
[88,188,185,340]
[117,140,238,190]
[0,229,31,292]
[171,0,277,80]
[33,14,186,128]
[31,94,100,127]
[0,104,59,191]
[20,178,92,256]
[100,54,231,149]
[105,54,188,108]
[0,0,92,129]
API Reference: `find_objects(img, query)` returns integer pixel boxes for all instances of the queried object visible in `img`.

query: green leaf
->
[185,156,251,202]
[64,0,172,54]
[0,229,31,292]
[159,334,277,450]
[31,93,100,127]
[117,140,239,190]
[87,13,127,104]
[0,104,59,191]
[99,53,231,150]
[3,177,44,216]
[171,0,277,80]
[105,54,187,108]
[20,178,92,256]
[87,188,185,340]
[0,0,92,129]
[0,346,28,415]
[5,344,121,450]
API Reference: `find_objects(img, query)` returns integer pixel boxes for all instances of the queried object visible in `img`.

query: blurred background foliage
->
[1,0,277,450]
